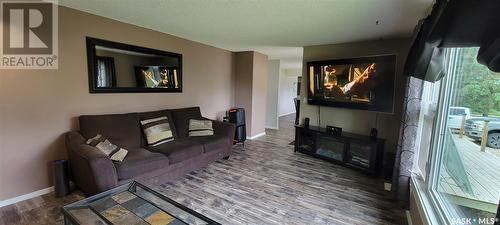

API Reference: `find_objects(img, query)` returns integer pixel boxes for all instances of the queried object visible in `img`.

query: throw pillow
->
[140,116,174,146]
[86,134,128,162]
[110,148,128,162]
[188,119,214,136]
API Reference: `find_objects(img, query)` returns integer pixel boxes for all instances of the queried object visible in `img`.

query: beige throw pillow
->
[110,148,128,162]
[140,116,174,146]
[86,134,128,162]
[188,119,214,137]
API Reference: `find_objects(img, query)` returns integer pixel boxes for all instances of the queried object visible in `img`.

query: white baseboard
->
[265,125,279,130]
[247,132,266,140]
[0,186,54,208]
[279,111,296,117]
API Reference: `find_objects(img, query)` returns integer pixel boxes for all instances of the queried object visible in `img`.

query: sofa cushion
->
[79,113,141,150]
[148,139,203,164]
[188,135,228,153]
[171,107,203,138]
[114,148,169,180]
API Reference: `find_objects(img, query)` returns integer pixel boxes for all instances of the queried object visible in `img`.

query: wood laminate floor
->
[0,114,406,225]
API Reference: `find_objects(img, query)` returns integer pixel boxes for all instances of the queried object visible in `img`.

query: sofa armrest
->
[65,131,118,195]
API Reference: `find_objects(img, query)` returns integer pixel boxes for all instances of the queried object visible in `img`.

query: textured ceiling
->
[58,0,432,68]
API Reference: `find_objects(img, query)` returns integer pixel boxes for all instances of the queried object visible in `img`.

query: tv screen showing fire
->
[307,55,396,113]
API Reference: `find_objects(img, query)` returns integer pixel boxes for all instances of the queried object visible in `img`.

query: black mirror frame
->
[86,37,183,93]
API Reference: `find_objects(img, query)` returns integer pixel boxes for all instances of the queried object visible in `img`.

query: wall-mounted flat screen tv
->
[307,55,396,114]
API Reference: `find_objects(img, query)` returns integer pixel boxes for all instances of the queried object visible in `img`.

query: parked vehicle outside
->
[465,117,500,148]
[448,107,471,129]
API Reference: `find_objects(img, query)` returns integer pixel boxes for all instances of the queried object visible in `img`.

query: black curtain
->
[394,0,500,209]
[96,56,116,87]
[404,0,500,82]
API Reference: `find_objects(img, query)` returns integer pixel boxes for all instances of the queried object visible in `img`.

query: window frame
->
[412,79,440,181]
[412,48,464,225]
[412,47,500,224]
[426,48,461,224]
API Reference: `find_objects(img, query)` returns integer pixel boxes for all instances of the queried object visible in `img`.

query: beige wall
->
[234,52,255,135]
[251,52,268,137]
[234,51,268,137]
[0,6,235,201]
[300,39,411,154]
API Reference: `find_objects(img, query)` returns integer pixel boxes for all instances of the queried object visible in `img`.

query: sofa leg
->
[223,156,230,160]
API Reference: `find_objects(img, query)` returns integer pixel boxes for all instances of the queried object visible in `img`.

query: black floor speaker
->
[228,108,246,144]
[229,108,245,125]
[53,159,70,197]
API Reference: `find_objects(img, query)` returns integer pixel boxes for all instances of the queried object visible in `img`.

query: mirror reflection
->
[87,37,182,93]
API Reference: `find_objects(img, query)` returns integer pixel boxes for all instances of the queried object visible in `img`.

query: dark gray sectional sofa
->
[65,107,235,196]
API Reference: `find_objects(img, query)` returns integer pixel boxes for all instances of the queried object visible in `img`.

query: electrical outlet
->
[384,182,392,191]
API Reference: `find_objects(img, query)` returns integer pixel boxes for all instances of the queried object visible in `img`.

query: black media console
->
[294,125,384,175]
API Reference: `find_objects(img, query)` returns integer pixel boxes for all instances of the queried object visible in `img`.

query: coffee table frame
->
[62,181,220,225]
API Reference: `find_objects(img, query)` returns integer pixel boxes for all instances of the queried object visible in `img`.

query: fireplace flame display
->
[135,66,180,89]
[307,55,396,113]
[317,62,378,102]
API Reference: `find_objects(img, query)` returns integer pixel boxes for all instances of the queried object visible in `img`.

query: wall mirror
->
[86,37,182,93]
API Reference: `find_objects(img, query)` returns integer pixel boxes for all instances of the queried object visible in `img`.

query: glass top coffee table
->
[63,181,220,225]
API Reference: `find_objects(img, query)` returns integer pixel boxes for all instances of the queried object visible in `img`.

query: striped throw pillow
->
[188,119,214,137]
[140,116,174,146]
[86,134,128,162]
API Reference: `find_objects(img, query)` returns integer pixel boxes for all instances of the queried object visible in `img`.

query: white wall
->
[278,68,301,116]
[266,60,281,129]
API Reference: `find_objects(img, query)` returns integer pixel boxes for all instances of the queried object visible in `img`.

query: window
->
[413,79,440,181]
[413,48,500,224]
